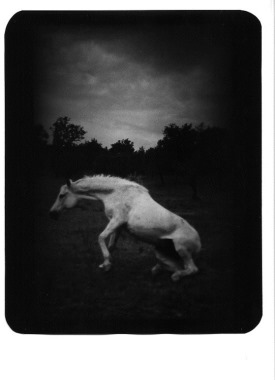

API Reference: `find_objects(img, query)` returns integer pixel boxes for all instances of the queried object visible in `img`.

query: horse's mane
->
[72,175,148,194]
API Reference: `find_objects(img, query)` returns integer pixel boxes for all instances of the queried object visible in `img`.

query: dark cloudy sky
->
[33,13,237,149]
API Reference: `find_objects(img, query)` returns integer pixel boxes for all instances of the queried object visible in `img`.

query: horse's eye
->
[59,194,65,199]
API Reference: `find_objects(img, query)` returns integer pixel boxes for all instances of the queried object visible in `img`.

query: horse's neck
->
[84,176,137,191]
[76,189,110,205]
[78,194,98,201]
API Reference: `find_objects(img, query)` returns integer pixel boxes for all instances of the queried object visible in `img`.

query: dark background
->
[5,11,261,334]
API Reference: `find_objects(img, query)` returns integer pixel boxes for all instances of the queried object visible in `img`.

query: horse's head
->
[49,179,79,220]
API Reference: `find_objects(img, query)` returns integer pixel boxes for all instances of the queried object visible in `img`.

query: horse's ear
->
[66,179,72,188]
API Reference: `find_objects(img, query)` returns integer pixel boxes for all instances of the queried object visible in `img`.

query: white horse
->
[49,175,201,281]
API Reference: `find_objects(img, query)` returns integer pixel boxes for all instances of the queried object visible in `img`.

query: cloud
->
[34,21,232,149]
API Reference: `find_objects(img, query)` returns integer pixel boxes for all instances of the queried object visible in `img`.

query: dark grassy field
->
[6,175,261,334]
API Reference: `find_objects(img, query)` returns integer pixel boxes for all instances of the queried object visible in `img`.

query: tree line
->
[34,116,237,197]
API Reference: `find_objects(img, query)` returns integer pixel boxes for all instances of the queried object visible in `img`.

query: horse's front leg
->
[108,233,116,251]
[98,218,123,271]
[108,230,120,251]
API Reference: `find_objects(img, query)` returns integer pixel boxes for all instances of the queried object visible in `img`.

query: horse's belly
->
[126,224,163,243]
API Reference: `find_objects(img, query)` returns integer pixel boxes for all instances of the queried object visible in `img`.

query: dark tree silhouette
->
[51,116,86,148]
[94,138,135,177]
[84,138,103,151]
[152,123,199,192]
[133,146,146,175]
[149,123,231,198]
[146,123,205,198]
[77,138,105,173]
[158,123,198,162]
[50,117,87,176]
[43,114,231,190]
[110,138,134,155]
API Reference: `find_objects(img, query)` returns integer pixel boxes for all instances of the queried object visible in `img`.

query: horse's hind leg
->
[153,250,183,276]
[152,240,183,276]
[171,240,199,281]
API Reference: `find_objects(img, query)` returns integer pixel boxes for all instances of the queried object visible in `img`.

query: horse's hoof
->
[99,262,112,272]
[151,264,162,276]
[171,272,181,282]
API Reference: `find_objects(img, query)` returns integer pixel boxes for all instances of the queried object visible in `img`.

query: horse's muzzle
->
[49,210,59,220]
